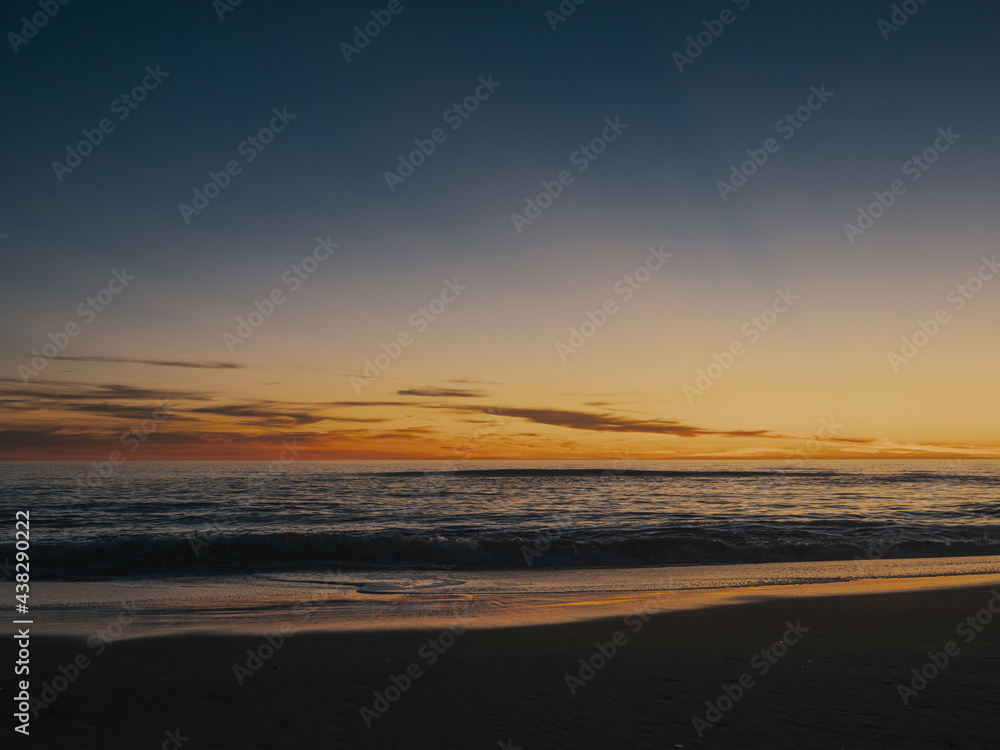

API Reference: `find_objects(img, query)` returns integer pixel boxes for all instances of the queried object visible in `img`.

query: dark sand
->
[15,583,1000,749]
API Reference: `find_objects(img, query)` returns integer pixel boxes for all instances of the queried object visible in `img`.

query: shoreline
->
[14,579,1000,748]
[20,555,1000,637]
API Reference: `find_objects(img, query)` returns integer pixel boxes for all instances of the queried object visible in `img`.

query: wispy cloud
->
[324,401,412,407]
[0,379,205,402]
[438,405,779,439]
[397,387,487,398]
[53,356,246,369]
[188,402,387,426]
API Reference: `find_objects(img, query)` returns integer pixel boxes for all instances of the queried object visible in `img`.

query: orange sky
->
[5,226,999,462]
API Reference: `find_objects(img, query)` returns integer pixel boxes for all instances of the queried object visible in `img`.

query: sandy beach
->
[15,580,1000,749]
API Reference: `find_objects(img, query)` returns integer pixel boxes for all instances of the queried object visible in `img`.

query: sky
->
[2,0,999,460]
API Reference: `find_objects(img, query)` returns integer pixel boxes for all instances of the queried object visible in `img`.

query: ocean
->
[4,459,1000,579]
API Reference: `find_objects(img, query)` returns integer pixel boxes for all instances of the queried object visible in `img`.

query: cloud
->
[581,401,651,414]
[53,356,246,369]
[0,427,325,453]
[188,402,380,427]
[0,378,210,402]
[188,403,318,425]
[438,405,779,439]
[324,401,412,407]
[0,428,93,447]
[397,387,487,398]
[366,427,438,439]
[0,376,406,434]
[0,380,191,422]
[48,402,178,421]
[432,405,889,450]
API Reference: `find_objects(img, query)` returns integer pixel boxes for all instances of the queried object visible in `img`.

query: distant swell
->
[370,469,995,483]
[376,469,842,478]
[19,529,1000,580]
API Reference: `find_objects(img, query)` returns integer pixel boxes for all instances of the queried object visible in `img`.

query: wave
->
[374,469,842,478]
[368,468,997,484]
[17,528,1000,580]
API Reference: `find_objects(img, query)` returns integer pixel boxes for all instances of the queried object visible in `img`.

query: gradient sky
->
[2,0,999,460]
